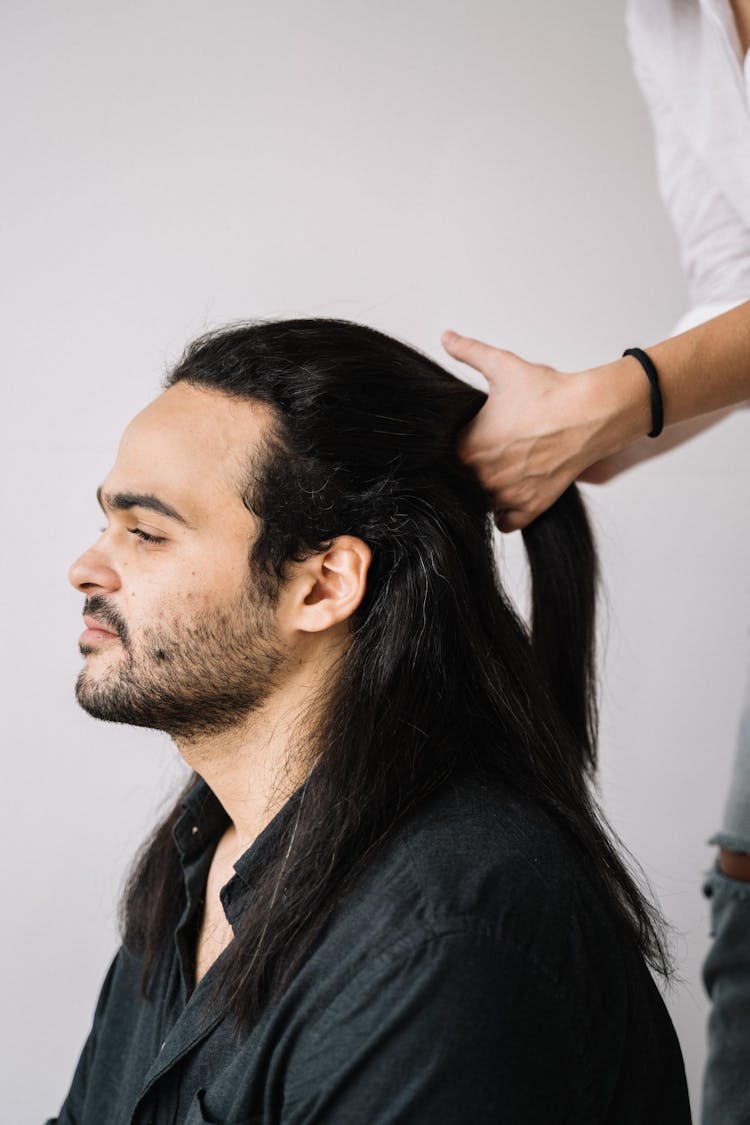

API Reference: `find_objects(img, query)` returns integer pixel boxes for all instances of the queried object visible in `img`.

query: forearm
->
[579,405,739,483]
[581,301,750,462]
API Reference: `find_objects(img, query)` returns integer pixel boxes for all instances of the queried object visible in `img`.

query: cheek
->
[185,589,211,604]
[182,589,214,622]
[163,588,214,631]
[131,549,244,633]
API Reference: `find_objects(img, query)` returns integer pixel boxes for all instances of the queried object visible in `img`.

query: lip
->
[81,616,121,646]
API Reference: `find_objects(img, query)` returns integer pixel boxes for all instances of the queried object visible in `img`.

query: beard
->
[75,584,285,742]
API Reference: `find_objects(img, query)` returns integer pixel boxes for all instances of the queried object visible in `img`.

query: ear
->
[280,536,372,634]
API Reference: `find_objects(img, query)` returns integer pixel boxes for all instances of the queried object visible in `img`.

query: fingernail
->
[442,330,457,347]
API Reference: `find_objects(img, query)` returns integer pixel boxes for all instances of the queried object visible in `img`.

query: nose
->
[68,540,121,596]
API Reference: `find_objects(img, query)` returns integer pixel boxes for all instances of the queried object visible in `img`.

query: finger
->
[441,330,518,381]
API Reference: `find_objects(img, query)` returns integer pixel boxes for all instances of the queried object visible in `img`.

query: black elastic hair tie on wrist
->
[622,346,664,438]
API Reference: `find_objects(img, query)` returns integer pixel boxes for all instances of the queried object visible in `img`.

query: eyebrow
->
[96,485,191,527]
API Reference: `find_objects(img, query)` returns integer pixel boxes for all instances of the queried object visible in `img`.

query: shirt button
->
[191,825,199,835]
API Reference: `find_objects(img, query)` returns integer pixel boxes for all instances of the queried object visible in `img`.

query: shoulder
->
[400,775,578,901]
[329,774,617,994]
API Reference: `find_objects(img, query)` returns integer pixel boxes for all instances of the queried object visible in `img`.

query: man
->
[49,318,690,1123]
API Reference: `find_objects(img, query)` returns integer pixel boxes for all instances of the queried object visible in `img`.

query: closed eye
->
[128,527,167,545]
[97,524,168,545]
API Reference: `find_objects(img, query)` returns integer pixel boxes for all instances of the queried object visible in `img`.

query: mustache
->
[83,594,131,647]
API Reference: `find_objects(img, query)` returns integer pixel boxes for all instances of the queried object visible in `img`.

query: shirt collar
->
[172,771,309,896]
[172,775,229,860]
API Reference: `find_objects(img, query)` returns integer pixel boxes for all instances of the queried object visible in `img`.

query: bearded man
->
[48,319,690,1124]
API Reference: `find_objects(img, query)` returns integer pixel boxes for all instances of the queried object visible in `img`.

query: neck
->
[176,645,335,857]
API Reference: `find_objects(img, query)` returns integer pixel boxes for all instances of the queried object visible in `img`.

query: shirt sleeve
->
[44,949,122,1125]
[281,927,580,1124]
[624,5,750,315]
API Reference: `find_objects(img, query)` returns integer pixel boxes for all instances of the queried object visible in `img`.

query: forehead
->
[106,383,271,519]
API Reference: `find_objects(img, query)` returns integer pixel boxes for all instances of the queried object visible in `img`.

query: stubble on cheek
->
[75,574,283,738]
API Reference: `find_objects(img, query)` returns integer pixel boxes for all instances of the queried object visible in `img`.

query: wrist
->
[576,356,654,460]
[718,847,750,883]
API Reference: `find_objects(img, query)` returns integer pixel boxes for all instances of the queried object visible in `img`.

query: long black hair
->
[120,318,669,1033]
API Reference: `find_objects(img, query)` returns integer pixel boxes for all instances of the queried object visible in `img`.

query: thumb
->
[441,330,524,386]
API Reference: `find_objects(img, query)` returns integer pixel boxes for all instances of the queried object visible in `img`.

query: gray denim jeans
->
[701,659,750,1125]
[702,868,750,1124]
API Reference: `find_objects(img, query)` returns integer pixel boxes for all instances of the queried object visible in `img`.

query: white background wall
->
[2,1,748,1120]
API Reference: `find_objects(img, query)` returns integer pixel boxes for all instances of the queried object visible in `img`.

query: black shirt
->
[46,773,691,1124]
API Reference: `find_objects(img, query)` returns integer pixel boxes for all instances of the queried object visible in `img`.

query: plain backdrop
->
[2,1,748,1120]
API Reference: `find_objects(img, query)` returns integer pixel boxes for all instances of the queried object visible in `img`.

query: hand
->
[442,331,612,530]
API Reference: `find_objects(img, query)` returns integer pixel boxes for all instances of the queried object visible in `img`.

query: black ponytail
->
[523,485,599,774]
